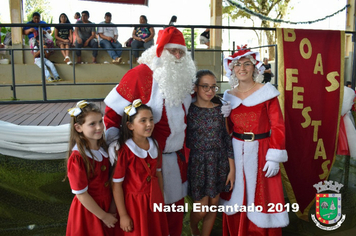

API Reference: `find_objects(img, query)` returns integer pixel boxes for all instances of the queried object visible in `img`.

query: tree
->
[223,0,291,60]
[182,28,198,49]
[24,0,52,23]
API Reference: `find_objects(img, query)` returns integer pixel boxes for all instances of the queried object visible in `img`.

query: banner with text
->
[277,28,344,220]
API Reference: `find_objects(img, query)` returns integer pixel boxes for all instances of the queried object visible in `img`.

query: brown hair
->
[65,102,108,180]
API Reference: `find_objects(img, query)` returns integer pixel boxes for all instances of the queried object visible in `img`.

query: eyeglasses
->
[234,61,253,68]
[197,84,219,92]
[167,48,185,57]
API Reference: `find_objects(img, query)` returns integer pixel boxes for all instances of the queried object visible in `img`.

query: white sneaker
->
[67,61,73,65]
[46,77,55,83]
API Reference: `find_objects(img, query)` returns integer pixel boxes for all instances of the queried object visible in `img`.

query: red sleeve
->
[266,97,286,150]
[104,64,153,135]
[112,146,129,182]
[116,64,153,103]
[265,97,288,162]
[67,151,88,194]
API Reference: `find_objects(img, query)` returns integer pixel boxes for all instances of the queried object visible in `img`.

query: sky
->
[0,0,348,50]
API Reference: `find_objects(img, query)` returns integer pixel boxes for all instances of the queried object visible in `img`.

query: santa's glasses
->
[167,48,185,57]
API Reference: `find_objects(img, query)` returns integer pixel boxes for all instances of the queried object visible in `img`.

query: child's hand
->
[101,212,118,228]
[120,214,133,232]
[225,170,235,191]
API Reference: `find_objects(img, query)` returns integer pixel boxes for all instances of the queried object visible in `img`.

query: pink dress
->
[113,138,169,236]
[66,145,112,236]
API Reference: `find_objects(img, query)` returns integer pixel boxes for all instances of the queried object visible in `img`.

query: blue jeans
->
[100,39,122,59]
[75,37,98,57]
[131,39,154,59]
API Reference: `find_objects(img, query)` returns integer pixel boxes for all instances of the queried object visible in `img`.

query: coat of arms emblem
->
[311,180,346,230]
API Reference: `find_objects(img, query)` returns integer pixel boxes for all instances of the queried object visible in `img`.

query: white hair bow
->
[124,99,142,117]
[67,100,89,117]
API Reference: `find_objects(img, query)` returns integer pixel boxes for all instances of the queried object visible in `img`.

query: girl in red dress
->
[65,100,118,236]
[112,99,169,236]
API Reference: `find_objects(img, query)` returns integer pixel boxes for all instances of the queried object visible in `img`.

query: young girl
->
[54,13,73,65]
[112,99,169,236]
[65,100,118,236]
[187,70,235,236]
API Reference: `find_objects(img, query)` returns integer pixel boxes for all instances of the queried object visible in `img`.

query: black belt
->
[163,150,185,162]
[233,131,270,142]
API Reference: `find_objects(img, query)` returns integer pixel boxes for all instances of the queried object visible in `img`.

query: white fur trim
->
[147,79,163,123]
[112,177,124,183]
[125,138,158,159]
[344,112,356,159]
[72,144,108,162]
[105,127,119,145]
[164,103,186,153]
[221,139,289,227]
[248,211,289,228]
[223,83,279,109]
[183,94,192,115]
[72,186,88,195]
[266,148,288,163]
[104,85,131,116]
[222,139,259,214]
[162,152,187,204]
[342,86,356,115]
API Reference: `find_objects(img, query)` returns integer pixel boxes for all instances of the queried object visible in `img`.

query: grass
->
[0,154,355,235]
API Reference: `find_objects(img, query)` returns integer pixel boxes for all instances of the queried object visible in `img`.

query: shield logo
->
[315,193,342,225]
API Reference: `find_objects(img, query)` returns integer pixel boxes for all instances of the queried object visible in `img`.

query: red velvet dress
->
[221,83,289,236]
[112,138,169,236]
[66,145,112,236]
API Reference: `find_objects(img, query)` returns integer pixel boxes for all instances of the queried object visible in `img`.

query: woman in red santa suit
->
[104,27,196,236]
[220,45,289,236]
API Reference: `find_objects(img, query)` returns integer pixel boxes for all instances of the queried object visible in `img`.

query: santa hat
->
[156,26,186,58]
[223,45,263,78]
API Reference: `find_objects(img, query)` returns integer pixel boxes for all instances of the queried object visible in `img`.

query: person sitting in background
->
[131,15,155,62]
[262,57,272,83]
[32,35,61,83]
[199,28,210,48]
[54,13,73,65]
[74,12,81,22]
[97,12,122,64]
[23,12,54,50]
[75,10,98,64]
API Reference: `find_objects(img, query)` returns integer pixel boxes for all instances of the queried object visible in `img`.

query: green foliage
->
[24,0,52,22]
[223,0,291,59]
[24,0,53,26]
[1,27,11,44]
[223,0,291,25]
[182,28,198,49]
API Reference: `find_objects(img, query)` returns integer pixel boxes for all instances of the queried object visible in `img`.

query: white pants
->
[34,58,59,79]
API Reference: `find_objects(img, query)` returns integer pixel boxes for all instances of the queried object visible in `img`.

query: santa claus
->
[104,26,196,236]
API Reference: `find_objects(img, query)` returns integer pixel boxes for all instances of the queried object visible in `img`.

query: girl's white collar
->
[72,144,108,162]
[125,137,158,159]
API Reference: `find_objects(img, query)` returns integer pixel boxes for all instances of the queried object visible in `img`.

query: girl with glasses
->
[187,69,235,236]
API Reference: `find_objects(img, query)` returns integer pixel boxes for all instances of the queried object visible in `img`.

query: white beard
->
[139,46,196,107]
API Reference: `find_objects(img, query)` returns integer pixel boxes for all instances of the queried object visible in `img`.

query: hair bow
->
[124,99,142,117]
[68,100,89,117]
